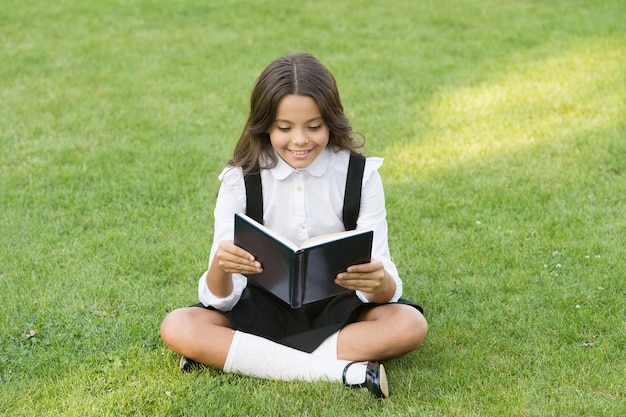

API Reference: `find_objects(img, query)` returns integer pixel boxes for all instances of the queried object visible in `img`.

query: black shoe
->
[179,356,198,373]
[342,361,389,399]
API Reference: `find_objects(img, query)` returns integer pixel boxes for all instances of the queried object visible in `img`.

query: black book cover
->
[233,213,373,308]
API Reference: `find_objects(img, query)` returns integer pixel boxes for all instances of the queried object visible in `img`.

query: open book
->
[234,213,373,308]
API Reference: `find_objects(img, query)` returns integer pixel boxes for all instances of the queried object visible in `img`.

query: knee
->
[396,306,429,350]
[160,308,188,348]
[410,310,428,348]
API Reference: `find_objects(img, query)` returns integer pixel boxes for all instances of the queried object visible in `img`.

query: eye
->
[277,127,291,132]
[308,125,322,131]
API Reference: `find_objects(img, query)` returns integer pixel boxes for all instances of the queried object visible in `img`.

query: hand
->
[334,258,395,301]
[214,240,263,275]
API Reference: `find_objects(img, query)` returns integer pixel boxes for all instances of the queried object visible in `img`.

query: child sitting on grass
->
[160,52,428,398]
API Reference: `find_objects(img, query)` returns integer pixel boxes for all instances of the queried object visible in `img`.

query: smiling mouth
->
[289,149,311,156]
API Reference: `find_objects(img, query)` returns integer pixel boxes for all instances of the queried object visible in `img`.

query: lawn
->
[1,0,624,416]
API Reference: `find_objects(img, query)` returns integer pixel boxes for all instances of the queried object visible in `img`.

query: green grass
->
[1,0,625,415]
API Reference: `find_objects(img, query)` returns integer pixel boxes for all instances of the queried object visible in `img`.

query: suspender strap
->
[244,169,264,225]
[342,153,366,231]
[243,153,366,231]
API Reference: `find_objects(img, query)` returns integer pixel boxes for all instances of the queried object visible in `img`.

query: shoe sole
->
[379,363,389,398]
[179,356,194,373]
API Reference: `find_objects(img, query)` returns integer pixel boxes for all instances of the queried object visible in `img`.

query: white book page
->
[301,228,371,248]
[237,213,371,251]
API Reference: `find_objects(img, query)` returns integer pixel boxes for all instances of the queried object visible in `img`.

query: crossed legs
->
[160,303,426,398]
[160,302,427,368]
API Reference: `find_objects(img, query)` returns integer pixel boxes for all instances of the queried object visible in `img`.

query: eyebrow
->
[274,116,323,124]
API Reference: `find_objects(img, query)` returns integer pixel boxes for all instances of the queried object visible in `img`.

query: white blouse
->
[198,147,403,310]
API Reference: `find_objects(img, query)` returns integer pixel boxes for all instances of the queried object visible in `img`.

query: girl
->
[160,52,428,398]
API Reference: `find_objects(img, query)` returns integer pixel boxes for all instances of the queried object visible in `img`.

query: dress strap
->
[342,153,366,231]
[244,168,264,225]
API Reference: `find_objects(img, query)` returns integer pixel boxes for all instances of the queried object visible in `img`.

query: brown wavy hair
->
[230,53,364,174]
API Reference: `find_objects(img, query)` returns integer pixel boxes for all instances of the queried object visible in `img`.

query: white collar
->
[269,147,330,180]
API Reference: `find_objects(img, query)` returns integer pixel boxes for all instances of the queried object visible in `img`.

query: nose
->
[292,128,308,145]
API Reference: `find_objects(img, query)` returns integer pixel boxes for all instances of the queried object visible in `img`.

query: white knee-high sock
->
[223,331,366,384]
[312,331,339,360]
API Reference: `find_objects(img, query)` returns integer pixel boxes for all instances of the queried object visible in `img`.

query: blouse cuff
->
[197,272,247,311]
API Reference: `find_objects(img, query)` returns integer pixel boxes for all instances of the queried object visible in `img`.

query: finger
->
[226,246,257,262]
[346,261,379,274]
[219,258,263,274]
[336,271,384,292]
[217,249,262,272]
[219,240,257,261]
[335,279,376,293]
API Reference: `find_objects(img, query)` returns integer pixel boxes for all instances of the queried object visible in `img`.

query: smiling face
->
[268,94,330,169]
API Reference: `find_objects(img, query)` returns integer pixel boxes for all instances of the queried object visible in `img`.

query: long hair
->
[230,53,364,174]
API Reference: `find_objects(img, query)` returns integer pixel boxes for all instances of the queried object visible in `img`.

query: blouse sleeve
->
[197,166,249,311]
[354,158,403,303]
